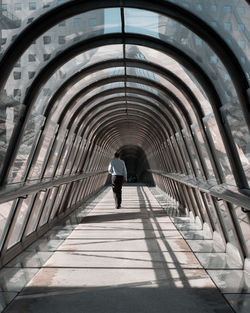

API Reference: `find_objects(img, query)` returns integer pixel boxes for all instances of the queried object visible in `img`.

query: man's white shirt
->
[108,158,127,180]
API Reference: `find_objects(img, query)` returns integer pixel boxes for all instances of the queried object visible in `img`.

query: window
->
[11,35,17,42]
[237,7,244,15]
[59,21,66,27]
[43,36,51,44]
[43,88,51,96]
[29,2,36,10]
[57,0,65,4]
[238,40,246,49]
[224,23,232,31]
[195,4,203,11]
[88,18,97,26]
[14,89,21,98]
[28,54,36,62]
[241,56,246,64]
[210,56,218,64]
[13,72,21,80]
[223,6,232,14]
[28,72,35,79]
[1,38,7,45]
[74,18,81,27]
[27,18,34,24]
[195,38,203,46]
[43,54,51,61]
[210,5,216,12]
[58,36,65,44]
[14,60,21,68]
[14,3,22,10]
[1,4,7,11]
[182,2,189,8]
[238,24,245,32]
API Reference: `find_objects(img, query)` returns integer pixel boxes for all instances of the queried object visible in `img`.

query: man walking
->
[108,152,127,209]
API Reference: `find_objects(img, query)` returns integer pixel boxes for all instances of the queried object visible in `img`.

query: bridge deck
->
[1,186,244,312]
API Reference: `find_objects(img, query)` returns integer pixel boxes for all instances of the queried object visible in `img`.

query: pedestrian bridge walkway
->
[0,186,248,313]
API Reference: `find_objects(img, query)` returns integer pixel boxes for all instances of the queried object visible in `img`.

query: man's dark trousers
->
[111,175,124,208]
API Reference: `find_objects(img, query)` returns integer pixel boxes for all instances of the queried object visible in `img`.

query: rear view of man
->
[108,152,127,209]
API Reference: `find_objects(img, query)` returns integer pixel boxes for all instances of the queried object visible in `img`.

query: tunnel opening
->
[118,145,154,186]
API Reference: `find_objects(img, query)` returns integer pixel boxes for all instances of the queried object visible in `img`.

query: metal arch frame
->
[61,110,166,175]
[75,102,182,173]
[23,97,176,185]
[42,58,205,123]
[77,102,171,139]
[91,108,181,172]
[12,67,201,185]
[0,0,248,122]
[66,88,184,132]
[60,75,208,178]
[69,99,189,174]
[69,91,193,173]
[82,109,166,149]
[85,114,163,151]
[83,122,158,173]
[69,106,170,172]
[45,60,195,123]
[56,66,211,177]
[1,34,247,189]
[77,114,178,172]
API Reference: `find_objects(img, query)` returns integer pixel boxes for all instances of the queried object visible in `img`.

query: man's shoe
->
[116,205,120,209]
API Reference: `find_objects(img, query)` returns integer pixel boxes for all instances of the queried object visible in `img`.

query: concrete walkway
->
[2,186,235,312]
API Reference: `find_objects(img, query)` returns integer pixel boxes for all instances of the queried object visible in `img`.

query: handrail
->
[0,170,107,204]
[148,169,250,211]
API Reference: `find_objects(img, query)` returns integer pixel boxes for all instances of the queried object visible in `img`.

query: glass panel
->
[203,114,235,186]
[182,128,203,178]
[175,132,191,175]
[49,185,66,220]
[125,8,239,106]
[49,67,125,123]
[43,129,68,179]
[27,122,58,182]
[221,106,250,186]
[126,45,212,115]
[126,81,160,97]
[0,95,24,174]
[38,187,58,227]
[171,0,250,82]
[7,195,35,249]
[24,191,47,236]
[126,67,197,122]
[64,135,81,175]
[7,114,45,184]
[204,194,220,234]
[2,8,121,104]
[0,200,17,250]
[191,123,215,180]
[55,134,75,177]
[58,84,125,134]
[72,139,87,173]
[215,199,237,247]
[38,45,123,118]
[232,203,250,256]
[0,1,72,54]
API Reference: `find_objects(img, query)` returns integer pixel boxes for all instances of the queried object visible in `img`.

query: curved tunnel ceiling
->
[0,0,249,188]
[0,0,250,266]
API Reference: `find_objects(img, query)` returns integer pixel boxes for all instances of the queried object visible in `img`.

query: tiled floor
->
[0,185,248,312]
